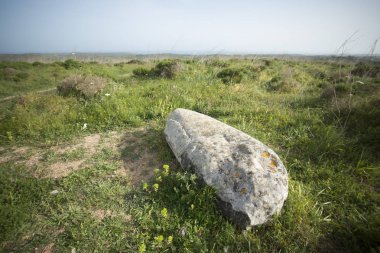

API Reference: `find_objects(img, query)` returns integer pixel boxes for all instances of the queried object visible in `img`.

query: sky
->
[0,0,379,55]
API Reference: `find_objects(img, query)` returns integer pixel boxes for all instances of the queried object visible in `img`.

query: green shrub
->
[352,82,379,96]
[62,59,81,70]
[264,68,300,92]
[352,62,369,77]
[14,72,29,81]
[32,61,44,66]
[264,76,282,91]
[241,65,260,79]
[262,59,272,66]
[132,67,151,78]
[151,60,182,79]
[114,62,125,67]
[351,62,380,77]
[327,70,350,83]
[205,59,230,68]
[334,83,351,94]
[133,60,182,79]
[309,69,327,80]
[0,67,18,80]
[0,67,29,82]
[320,86,336,100]
[320,84,354,100]
[216,68,243,84]
[127,59,144,65]
[57,74,108,99]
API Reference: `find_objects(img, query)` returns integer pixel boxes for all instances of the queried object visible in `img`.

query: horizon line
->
[0,52,379,57]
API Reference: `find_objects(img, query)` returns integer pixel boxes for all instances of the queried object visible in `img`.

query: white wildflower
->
[105,93,111,96]
[180,227,186,236]
[82,123,87,130]
[50,190,59,195]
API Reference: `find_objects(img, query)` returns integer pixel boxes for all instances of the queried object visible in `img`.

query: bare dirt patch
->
[0,127,167,184]
[117,149,157,185]
[38,160,86,179]
[117,129,163,185]
[92,209,113,221]
[0,133,102,178]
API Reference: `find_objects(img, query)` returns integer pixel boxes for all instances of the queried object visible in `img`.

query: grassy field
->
[0,56,379,252]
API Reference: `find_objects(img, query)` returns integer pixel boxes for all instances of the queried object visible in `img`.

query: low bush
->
[327,70,350,83]
[1,67,18,80]
[32,61,44,66]
[113,62,125,67]
[351,62,380,77]
[262,59,272,66]
[133,60,182,79]
[320,83,352,101]
[57,74,108,99]
[264,68,299,92]
[309,68,327,80]
[0,67,29,82]
[152,59,182,79]
[61,59,82,70]
[127,59,144,65]
[205,59,230,68]
[320,86,336,100]
[132,67,151,78]
[216,68,243,84]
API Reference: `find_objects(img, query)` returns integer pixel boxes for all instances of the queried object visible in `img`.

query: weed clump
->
[327,70,351,83]
[61,59,82,70]
[32,61,44,66]
[262,59,272,66]
[216,68,243,84]
[127,59,145,65]
[133,60,182,79]
[113,62,125,67]
[264,68,299,92]
[351,62,380,77]
[57,74,108,99]
[309,69,327,80]
[320,86,336,100]
[0,67,29,82]
[205,59,230,68]
[152,60,182,78]
[132,67,151,78]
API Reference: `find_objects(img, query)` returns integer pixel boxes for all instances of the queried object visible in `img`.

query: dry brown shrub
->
[58,74,108,99]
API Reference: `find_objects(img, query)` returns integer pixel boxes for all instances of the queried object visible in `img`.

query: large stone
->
[164,108,288,229]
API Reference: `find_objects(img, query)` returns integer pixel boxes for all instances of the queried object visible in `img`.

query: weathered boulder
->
[164,108,288,229]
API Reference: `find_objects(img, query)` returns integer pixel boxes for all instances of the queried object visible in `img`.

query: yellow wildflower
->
[161,208,168,219]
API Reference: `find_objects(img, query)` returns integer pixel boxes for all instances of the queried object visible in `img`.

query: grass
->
[0,57,379,252]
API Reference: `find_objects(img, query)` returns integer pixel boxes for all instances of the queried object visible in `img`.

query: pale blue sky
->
[0,0,379,54]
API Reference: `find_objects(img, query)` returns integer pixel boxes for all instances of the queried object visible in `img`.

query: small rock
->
[165,109,288,229]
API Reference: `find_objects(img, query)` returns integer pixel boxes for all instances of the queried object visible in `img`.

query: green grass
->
[0,57,379,252]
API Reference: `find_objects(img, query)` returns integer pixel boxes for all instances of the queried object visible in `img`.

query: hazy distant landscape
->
[1,53,380,63]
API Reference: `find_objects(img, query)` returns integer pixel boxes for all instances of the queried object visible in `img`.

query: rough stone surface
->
[164,108,288,229]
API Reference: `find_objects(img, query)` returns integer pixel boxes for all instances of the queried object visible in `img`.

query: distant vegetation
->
[133,59,183,79]
[0,56,379,252]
